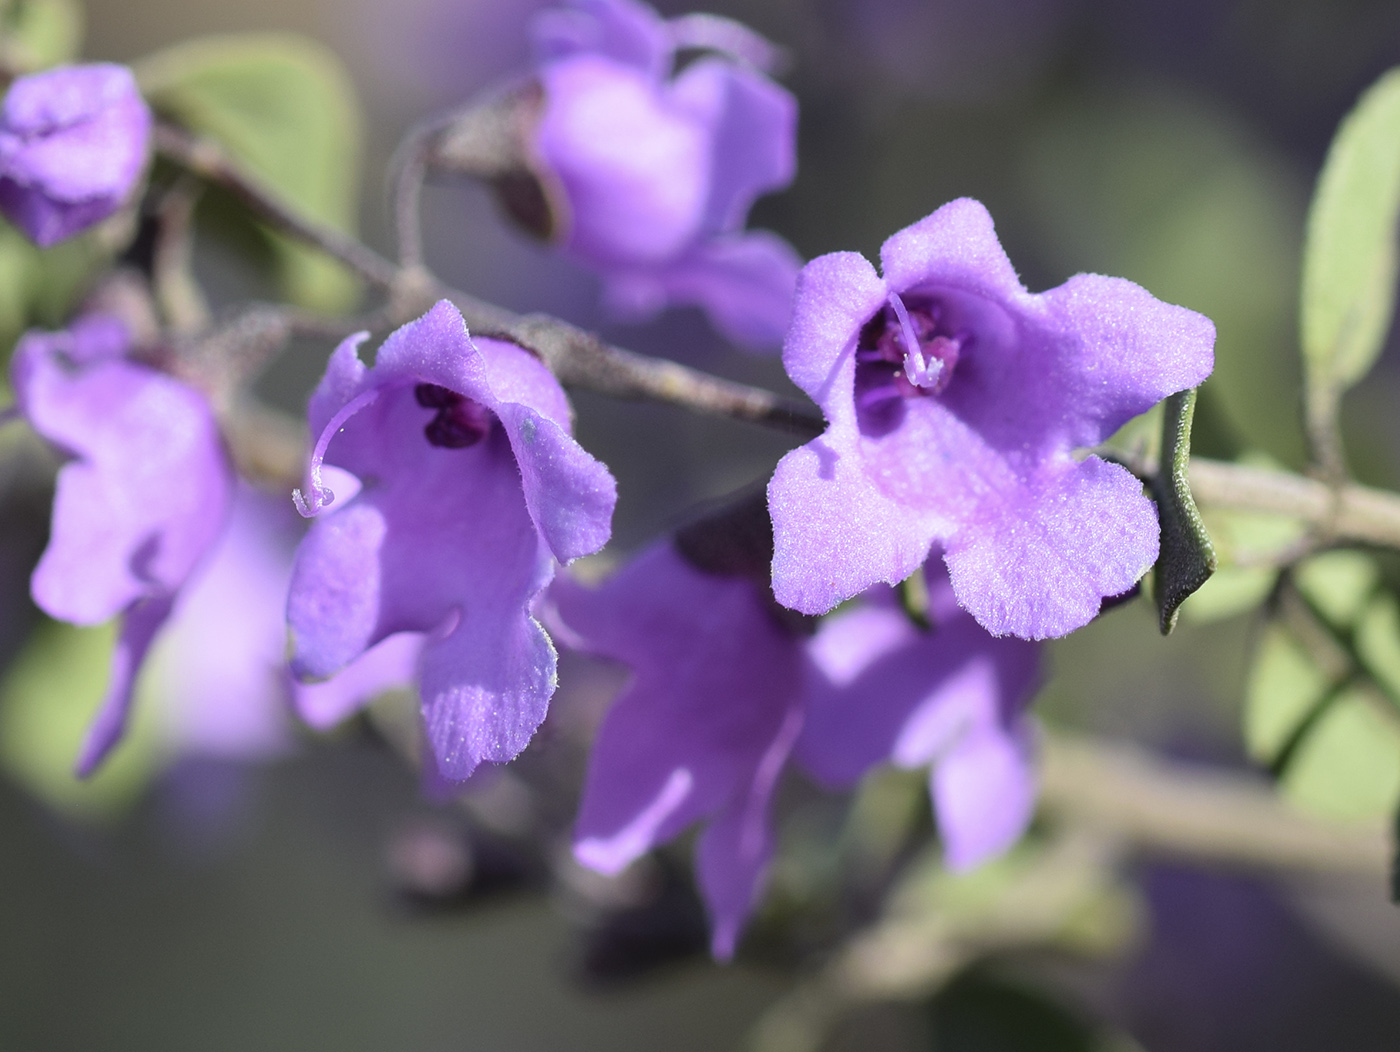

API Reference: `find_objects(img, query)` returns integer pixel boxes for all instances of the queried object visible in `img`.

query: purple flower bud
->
[9,315,233,774]
[555,544,1040,960]
[286,300,617,781]
[768,198,1216,639]
[531,0,801,350]
[0,64,152,247]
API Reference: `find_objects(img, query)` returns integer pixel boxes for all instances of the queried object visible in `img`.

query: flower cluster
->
[555,538,1040,958]
[0,0,1217,966]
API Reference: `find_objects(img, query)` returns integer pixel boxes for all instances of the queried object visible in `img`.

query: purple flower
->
[554,540,805,959]
[10,314,233,774]
[531,0,801,349]
[796,569,1041,872]
[0,64,152,247]
[555,541,1041,959]
[151,485,421,756]
[768,198,1215,639]
[286,300,616,781]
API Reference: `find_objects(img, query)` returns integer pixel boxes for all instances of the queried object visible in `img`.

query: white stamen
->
[889,292,942,390]
[293,387,381,517]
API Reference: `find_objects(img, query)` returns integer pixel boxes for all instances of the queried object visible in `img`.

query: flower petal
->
[769,437,938,615]
[943,455,1159,638]
[1037,272,1217,448]
[782,250,887,410]
[669,57,795,235]
[932,723,1037,871]
[605,230,802,350]
[696,704,802,960]
[878,197,1024,304]
[74,594,174,777]
[565,544,803,878]
[15,330,230,625]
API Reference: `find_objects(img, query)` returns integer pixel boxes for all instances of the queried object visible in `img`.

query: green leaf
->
[1243,623,1331,764]
[0,620,162,819]
[1181,499,1303,623]
[1295,550,1380,630]
[1300,67,1400,401]
[1281,690,1400,823]
[1357,593,1400,700]
[0,222,111,381]
[1152,388,1217,634]
[135,33,364,312]
[0,0,83,72]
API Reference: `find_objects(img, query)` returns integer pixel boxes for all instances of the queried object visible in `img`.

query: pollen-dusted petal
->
[1038,272,1217,448]
[782,250,887,408]
[943,456,1159,639]
[495,402,616,563]
[769,437,938,616]
[878,197,1025,304]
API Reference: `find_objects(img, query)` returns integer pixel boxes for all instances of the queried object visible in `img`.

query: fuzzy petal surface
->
[770,198,1214,636]
[288,301,614,780]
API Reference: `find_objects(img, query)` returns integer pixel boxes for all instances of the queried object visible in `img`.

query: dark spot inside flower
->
[854,295,966,438]
[415,383,494,448]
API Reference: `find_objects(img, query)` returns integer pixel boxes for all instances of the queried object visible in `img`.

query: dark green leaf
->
[135,33,364,312]
[1300,67,1400,402]
[1152,388,1217,633]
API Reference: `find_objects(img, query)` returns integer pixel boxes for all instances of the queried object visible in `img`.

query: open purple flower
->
[0,63,152,246]
[556,536,1041,959]
[531,0,801,349]
[768,198,1215,639]
[10,314,232,774]
[286,300,616,781]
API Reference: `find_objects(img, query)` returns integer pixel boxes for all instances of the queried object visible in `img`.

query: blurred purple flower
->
[0,63,151,247]
[555,544,1040,959]
[531,0,801,350]
[153,486,422,757]
[768,198,1215,639]
[287,300,616,781]
[797,567,1041,871]
[10,314,232,774]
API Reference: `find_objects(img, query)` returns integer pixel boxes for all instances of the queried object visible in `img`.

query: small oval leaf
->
[1300,66,1400,397]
